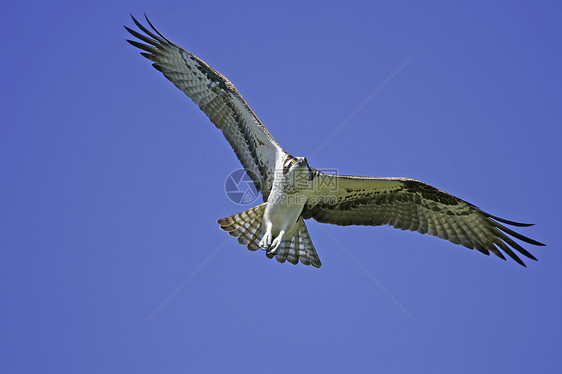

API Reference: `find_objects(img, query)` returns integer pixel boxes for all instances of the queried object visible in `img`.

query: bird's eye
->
[291,159,297,165]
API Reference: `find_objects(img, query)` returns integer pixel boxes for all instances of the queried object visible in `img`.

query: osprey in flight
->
[126,15,544,268]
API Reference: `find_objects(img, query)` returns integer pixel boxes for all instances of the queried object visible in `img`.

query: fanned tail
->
[217,204,267,250]
[217,207,321,268]
[266,218,321,268]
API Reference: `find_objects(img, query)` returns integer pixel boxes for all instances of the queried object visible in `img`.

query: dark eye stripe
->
[284,157,295,167]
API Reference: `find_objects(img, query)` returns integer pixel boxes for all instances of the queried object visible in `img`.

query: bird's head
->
[284,156,309,173]
[282,156,315,191]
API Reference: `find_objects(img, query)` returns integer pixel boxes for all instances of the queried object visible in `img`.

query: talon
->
[259,232,272,251]
[268,235,282,255]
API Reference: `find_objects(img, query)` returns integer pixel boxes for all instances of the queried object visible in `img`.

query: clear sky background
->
[2,1,561,373]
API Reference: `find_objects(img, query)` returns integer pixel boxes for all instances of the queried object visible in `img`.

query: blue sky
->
[2,1,561,373]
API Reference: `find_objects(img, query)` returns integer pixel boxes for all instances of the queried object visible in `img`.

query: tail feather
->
[294,231,307,266]
[287,235,299,265]
[217,207,322,268]
[265,217,321,268]
[218,204,266,251]
[237,215,262,246]
[297,222,317,266]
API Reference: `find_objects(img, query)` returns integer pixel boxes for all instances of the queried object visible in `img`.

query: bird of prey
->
[125,15,544,269]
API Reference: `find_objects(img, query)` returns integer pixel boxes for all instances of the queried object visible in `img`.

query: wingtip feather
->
[144,13,171,42]
[486,213,534,227]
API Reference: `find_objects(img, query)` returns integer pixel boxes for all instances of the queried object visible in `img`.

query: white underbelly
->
[263,191,307,236]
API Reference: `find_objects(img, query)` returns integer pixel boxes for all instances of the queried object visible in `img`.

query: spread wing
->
[125,15,283,200]
[303,172,545,266]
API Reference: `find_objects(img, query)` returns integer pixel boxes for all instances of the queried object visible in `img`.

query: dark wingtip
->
[486,213,534,227]
[504,249,527,267]
[126,39,156,54]
[509,256,527,268]
[124,13,138,32]
[530,238,547,247]
[144,13,170,42]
